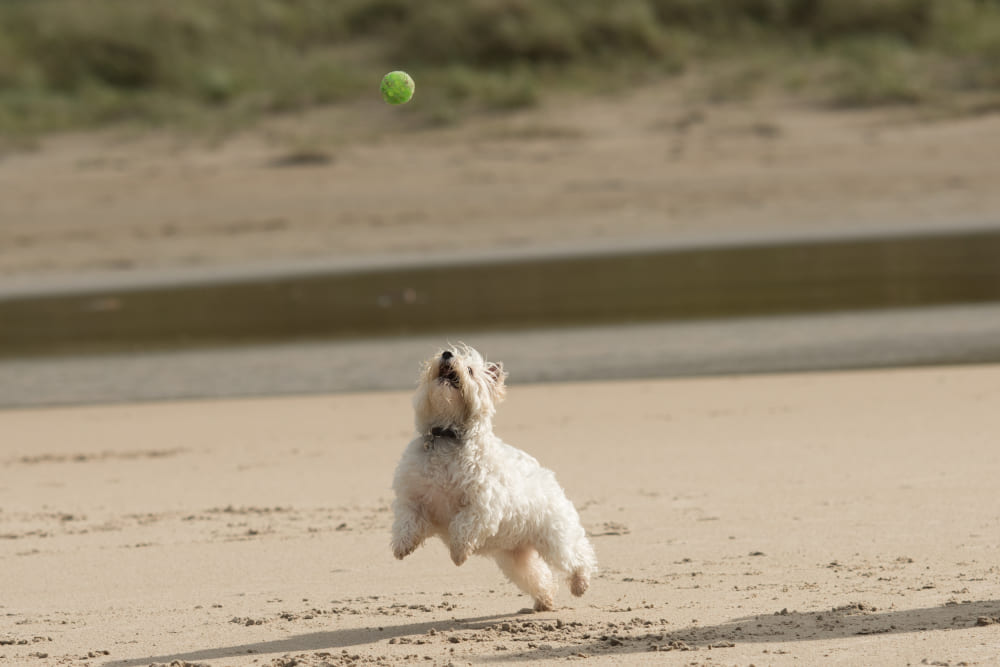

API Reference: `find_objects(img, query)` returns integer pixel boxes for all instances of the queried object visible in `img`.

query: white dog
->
[390,344,597,611]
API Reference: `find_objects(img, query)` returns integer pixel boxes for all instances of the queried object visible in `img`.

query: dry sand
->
[2,364,999,666]
[3,89,1000,280]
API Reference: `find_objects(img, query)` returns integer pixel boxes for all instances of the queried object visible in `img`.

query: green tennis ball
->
[380,71,415,105]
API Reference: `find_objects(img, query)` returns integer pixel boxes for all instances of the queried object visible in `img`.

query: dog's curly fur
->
[390,344,597,611]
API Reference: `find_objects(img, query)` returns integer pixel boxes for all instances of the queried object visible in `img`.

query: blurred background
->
[1,0,1000,407]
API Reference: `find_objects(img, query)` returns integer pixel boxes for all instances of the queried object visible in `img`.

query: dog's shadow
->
[105,599,1000,666]
[103,613,520,667]
[483,599,1000,662]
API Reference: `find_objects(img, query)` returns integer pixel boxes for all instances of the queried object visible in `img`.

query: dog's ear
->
[486,362,507,401]
[486,362,504,383]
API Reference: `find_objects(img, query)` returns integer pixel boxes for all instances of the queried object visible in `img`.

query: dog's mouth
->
[438,361,460,389]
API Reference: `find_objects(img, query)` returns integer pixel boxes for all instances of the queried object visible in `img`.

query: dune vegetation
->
[1,0,999,136]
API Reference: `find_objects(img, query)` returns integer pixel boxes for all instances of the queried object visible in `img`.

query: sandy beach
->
[3,88,1000,281]
[2,363,998,666]
[3,56,1000,666]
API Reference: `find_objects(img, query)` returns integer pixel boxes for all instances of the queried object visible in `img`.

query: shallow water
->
[2,226,999,358]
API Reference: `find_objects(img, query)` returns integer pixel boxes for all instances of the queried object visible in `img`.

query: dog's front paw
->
[391,536,419,560]
[449,542,472,566]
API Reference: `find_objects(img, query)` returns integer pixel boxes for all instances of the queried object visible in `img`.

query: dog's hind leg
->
[569,567,590,596]
[494,546,556,611]
[536,531,597,598]
[568,536,597,596]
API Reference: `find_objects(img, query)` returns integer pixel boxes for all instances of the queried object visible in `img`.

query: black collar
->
[430,426,459,440]
[423,426,461,450]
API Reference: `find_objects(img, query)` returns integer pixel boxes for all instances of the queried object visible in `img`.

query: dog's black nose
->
[441,350,453,360]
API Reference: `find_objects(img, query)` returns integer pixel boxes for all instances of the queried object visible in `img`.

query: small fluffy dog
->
[390,345,597,611]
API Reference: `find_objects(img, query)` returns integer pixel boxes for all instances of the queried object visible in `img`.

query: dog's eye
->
[468,368,474,376]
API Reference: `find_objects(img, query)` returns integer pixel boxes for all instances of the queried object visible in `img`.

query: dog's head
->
[413,344,506,437]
